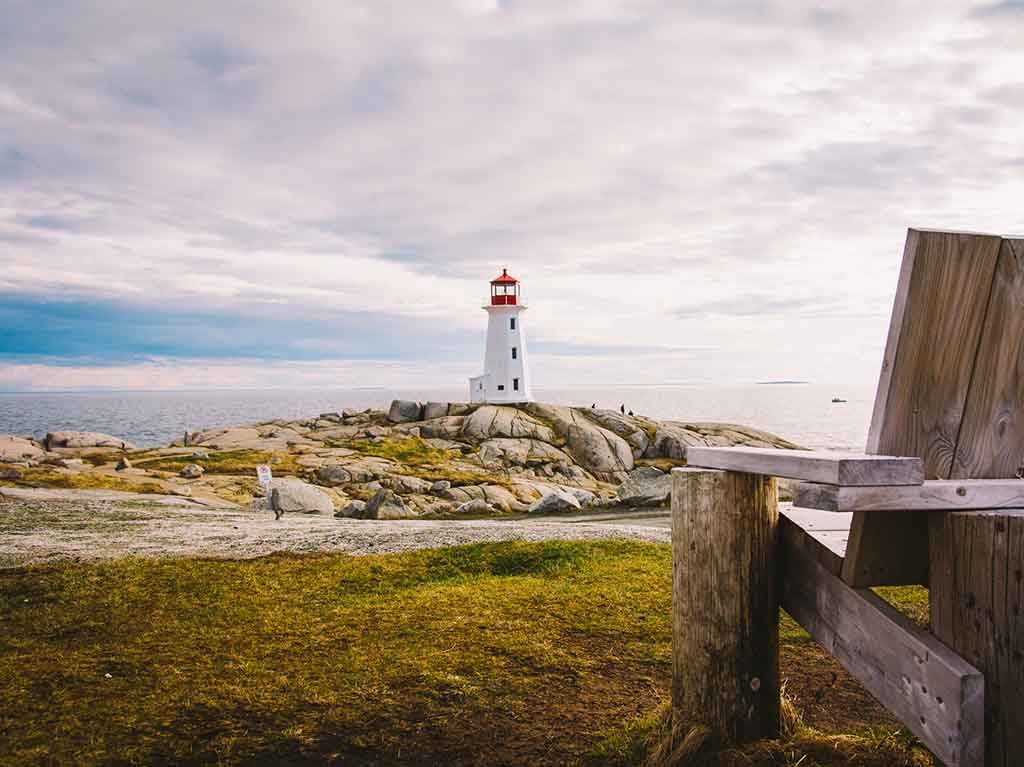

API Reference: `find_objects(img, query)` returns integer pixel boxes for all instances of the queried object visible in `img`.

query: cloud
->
[1,1,1023,389]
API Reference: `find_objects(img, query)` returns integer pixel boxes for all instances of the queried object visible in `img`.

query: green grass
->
[0,541,935,766]
[0,541,672,765]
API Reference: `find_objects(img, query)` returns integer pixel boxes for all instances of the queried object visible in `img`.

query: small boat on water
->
[831,397,847,403]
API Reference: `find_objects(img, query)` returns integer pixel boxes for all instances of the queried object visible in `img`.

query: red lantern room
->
[490,268,519,306]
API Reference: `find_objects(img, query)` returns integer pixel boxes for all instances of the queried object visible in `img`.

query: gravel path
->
[0,488,670,568]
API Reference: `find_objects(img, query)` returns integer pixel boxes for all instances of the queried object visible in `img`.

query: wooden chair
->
[674,229,1024,766]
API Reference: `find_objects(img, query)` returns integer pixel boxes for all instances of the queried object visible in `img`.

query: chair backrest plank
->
[844,229,1015,586]
[951,237,1024,479]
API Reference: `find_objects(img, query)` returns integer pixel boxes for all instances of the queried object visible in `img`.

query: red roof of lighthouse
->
[490,268,518,284]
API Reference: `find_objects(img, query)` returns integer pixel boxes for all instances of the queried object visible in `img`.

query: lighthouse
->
[469,269,534,404]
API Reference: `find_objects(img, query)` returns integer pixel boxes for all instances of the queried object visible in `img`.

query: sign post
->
[255,464,277,517]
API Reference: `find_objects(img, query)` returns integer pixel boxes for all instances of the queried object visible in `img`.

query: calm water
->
[0,383,874,451]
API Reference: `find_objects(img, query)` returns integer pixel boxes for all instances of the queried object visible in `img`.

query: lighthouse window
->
[513,378,519,391]
[497,384,505,391]
[511,347,517,360]
[510,318,516,330]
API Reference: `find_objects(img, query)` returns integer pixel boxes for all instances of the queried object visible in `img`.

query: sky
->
[2,0,1023,391]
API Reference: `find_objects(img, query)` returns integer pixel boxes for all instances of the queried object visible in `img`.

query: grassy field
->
[0,540,934,766]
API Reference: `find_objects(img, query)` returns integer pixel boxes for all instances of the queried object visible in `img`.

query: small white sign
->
[256,464,273,487]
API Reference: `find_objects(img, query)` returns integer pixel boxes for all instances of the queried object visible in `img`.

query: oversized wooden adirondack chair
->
[673,229,1024,767]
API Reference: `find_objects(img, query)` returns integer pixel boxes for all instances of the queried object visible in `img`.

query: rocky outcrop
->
[179,464,205,479]
[582,410,653,459]
[422,402,449,421]
[460,406,556,443]
[529,488,581,514]
[616,467,672,507]
[439,483,526,513]
[523,404,634,482]
[269,479,335,515]
[6,400,800,521]
[418,416,465,440]
[388,400,423,423]
[362,489,415,519]
[0,436,45,462]
[478,438,571,468]
[45,431,136,451]
[455,498,494,515]
[335,500,366,518]
[382,474,433,495]
[651,424,705,459]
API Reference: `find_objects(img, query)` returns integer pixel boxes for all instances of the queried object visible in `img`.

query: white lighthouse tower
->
[469,268,534,404]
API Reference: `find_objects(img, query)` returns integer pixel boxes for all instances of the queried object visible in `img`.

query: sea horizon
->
[0,382,875,452]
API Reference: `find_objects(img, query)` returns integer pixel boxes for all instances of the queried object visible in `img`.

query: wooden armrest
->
[795,479,1024,512]
[683,446,923,486]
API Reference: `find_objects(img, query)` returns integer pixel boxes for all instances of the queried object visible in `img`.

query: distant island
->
[755,380,809,385]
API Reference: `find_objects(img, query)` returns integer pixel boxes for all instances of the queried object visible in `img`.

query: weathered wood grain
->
[929,511,1024,767]
[781,516,985,767]
[849,229,1004,586]
[671,468,779,742]
[951,238,1024,480]
[795,479,1024,512]
[780,507,850,576]
[684,446,923,486]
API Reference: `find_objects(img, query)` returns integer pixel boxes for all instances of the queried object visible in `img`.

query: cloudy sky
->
[2,0,1023,391]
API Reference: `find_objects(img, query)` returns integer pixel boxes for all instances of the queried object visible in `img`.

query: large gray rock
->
[524,403,634,482]
[460,406,556,443]
[383,474,433,495]
[388,400,423,423]
[179,463,205,479]
[269,479,335,515]
[454,498,494,515]
[422,401,450,421]
[362,489,415,519]
[478,438,571,468]
[528,488,581,514]
[188,426,269,450]
[439,483,526,513]
[0,466,24,481]
[45,431,136,451]
[582,410,653,459]
[418,416,465,440]
[335,500,366,518]
[0,436,45,462]
[317,465,352,486]
[652,423,707,459]
[616,466,672,507]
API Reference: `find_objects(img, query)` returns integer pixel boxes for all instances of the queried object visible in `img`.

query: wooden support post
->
[671,468,779,743]
[930,511,1024,767]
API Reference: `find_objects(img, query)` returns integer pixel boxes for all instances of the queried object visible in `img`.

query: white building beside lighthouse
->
[469,269,534,404]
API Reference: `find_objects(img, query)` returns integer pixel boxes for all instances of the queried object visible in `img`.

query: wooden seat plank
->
[780,507,850,576]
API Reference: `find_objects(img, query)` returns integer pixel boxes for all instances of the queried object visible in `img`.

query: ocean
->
[0,383,875,451]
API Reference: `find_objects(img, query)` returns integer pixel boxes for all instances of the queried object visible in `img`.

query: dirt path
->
[0,487,670,568]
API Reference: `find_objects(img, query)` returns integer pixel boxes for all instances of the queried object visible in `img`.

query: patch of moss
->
[133,449,301,476]
[349,436,456,466]
[2,468,165,495]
